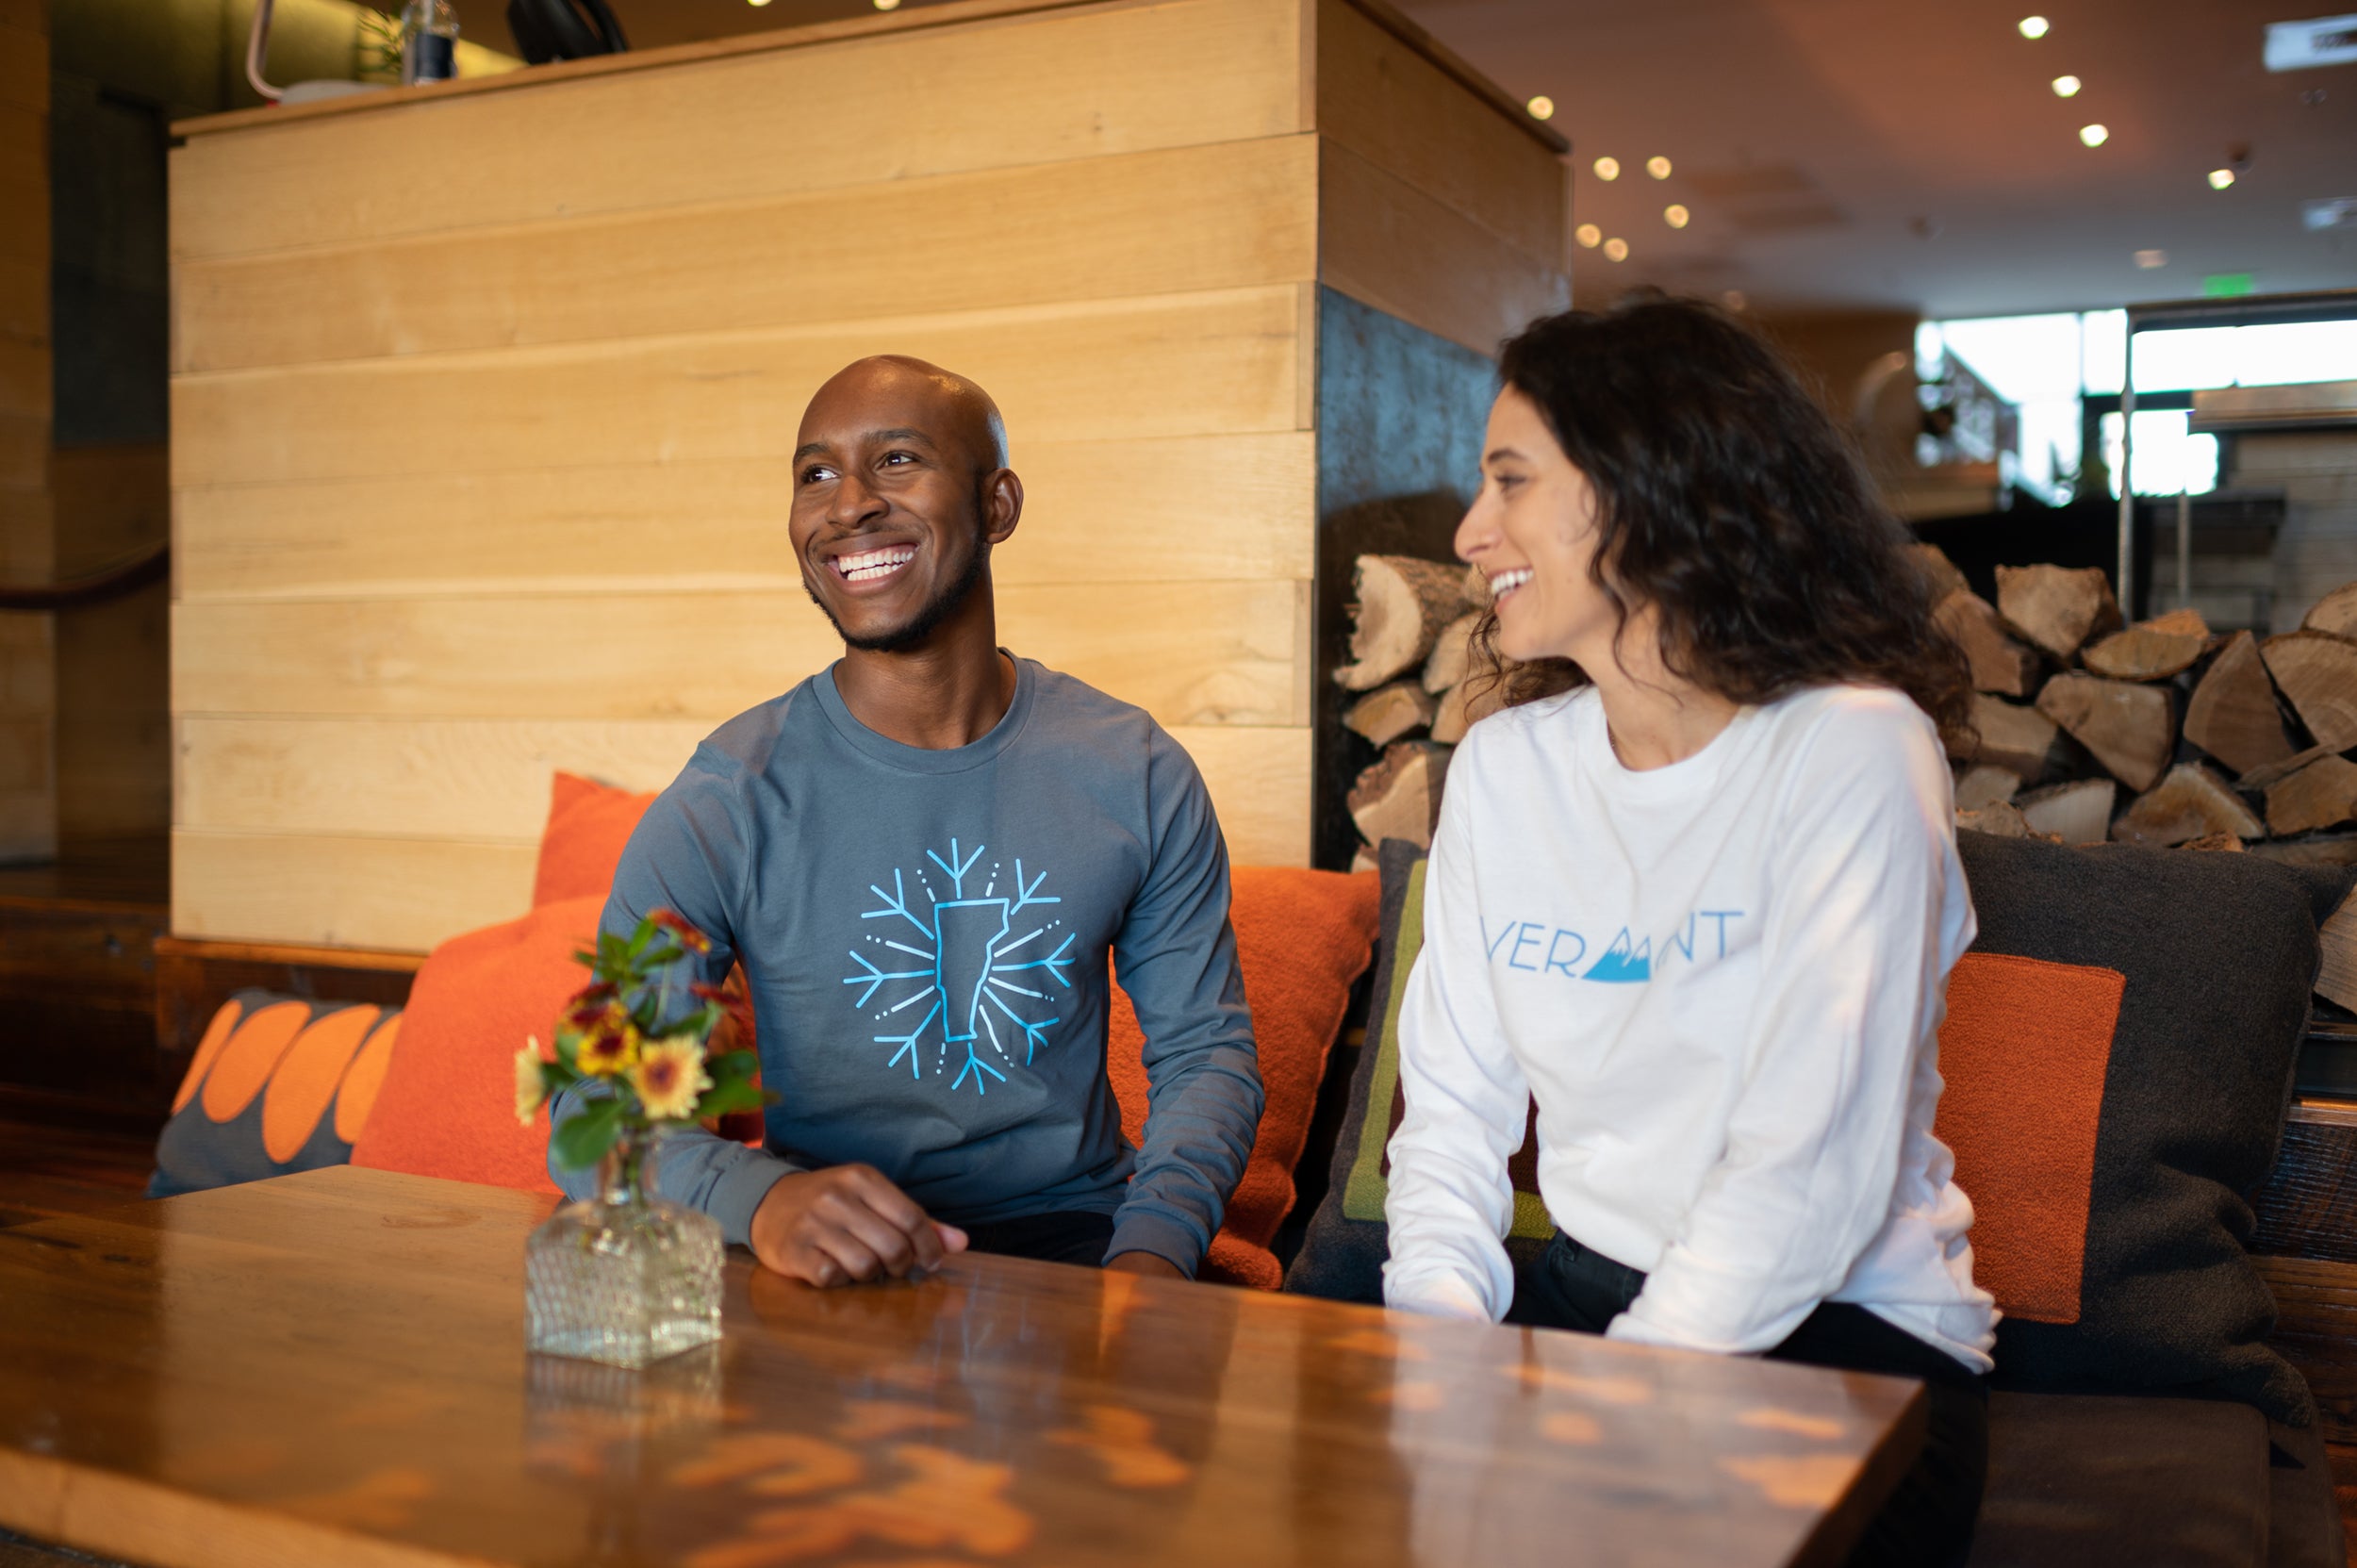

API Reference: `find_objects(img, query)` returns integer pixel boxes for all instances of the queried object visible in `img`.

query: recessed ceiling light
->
[1526,95,1555,120]
[2019,15,2050,39]
[873,0,900,8]
[2208,168,2236,190]
[749,0,772,7]
[2052,74,2081,97]
[1663,204,1689,228]
[1574,223,1603,248]
[1604,238,1629,261]
[2134,249,2168,269]
[2079,124,2109,147]
[1646,156,1673,179]
[1593,157,1621,181]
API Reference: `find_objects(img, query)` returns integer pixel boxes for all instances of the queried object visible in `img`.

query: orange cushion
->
[1107,867,1379,1289]
[531,771,655,907]
[150,993,404,1197]
[1931,950,2124,1326]
[350,896,608,1195]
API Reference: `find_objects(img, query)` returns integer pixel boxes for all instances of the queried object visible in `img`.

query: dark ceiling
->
[574,0,2357,321]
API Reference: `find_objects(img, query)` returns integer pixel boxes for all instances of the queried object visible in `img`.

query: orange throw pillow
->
[1932,950,2124,1326]
[350,896,609,1195]
[1108,867,1380,1289]
[531,771,655,907]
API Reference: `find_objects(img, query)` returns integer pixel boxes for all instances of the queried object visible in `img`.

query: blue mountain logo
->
[1583,929,1652,984]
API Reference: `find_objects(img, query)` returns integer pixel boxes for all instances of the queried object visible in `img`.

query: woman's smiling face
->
[1456,386,1618,668]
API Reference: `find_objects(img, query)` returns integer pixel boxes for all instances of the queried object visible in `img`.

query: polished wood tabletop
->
[0,1167,1923,1568]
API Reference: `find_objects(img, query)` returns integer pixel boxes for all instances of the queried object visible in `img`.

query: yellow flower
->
[514,1038,548,1125]
[577,1018,641,1077]
[631,1035,713,1121]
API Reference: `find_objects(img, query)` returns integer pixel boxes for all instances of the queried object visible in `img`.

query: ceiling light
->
[2134,249,2168,269]
[2019,15,2050,39]
[749,0,772,6]
[2052,74,2081,97]
[1593,157,1620,181]
[2079,124,2109,147]
[1604,238,1629,261]
[2208,168,2236,190]
[1663,204,1689,228]
[1646,156,1673,179]
[1526,95,1555,120]
[874,0,900,8]
[1574,223,1603,248]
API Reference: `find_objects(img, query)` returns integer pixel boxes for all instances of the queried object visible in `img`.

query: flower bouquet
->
[519,910,772,1368]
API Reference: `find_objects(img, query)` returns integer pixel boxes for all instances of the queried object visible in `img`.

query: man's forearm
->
[1113,1042,1263,1273]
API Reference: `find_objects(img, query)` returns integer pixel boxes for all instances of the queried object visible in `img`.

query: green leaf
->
[637,943,684,971]
[539,1060,581,1094]
[551,1096,622,1170]
[693,1080,766,1119]
[706,1048,757,1084]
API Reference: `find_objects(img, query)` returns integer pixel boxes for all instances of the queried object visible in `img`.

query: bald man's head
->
[787,356,1024,654]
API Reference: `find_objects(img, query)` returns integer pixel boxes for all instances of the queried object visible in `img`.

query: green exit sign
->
[2202,272,2256,297]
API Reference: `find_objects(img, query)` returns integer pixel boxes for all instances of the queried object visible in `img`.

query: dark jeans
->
[1526,1233,1987,1568]
[960,1209,1117,1267]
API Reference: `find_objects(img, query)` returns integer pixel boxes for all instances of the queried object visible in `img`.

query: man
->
[550,355,1262,1285]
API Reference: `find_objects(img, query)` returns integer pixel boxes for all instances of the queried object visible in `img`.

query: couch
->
[150,776,2357,1566]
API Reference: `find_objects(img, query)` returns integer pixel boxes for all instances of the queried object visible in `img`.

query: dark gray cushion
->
[1959,834,2354,1426]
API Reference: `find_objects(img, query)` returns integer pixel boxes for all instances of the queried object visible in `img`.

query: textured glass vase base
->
[525,1196,724,1369]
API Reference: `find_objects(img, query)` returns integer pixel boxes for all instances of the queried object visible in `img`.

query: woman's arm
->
[1608,697,1963,1354]
[1383,758,1532,1322]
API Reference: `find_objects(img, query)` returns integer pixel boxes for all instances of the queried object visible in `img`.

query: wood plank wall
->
[0,0,51,863]
[170,0,1568,950]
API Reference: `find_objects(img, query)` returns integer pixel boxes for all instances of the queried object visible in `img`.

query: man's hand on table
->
[1105,1250,1185,1279]
[749,1164,966,1287]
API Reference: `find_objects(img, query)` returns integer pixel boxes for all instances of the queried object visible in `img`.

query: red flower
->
[649,909,714,955]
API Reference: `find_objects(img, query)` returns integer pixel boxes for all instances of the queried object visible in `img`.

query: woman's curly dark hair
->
[1475,295,1973,742]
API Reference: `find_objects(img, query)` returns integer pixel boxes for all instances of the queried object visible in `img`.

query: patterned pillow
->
[149,991,404,1198]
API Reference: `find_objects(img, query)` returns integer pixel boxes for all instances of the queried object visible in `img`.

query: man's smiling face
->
[788,357,1016,653]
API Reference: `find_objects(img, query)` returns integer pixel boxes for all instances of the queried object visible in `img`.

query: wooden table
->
[0,1167,1923,1568]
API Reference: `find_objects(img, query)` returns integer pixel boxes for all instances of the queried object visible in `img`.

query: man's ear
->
[982,468,1024,546]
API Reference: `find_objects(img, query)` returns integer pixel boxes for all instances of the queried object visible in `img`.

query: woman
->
[1382,296,1995,1564]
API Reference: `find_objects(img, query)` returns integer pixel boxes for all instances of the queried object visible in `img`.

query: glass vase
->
[525,1127,724,1368]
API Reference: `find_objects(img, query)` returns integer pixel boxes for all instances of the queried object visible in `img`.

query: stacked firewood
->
[1334,555,1503,866]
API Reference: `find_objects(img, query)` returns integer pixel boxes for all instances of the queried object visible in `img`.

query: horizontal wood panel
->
[172,828,538,950]
[174,717,1311,864]
[170,0,1304,261]
[0,410,43,487]
[174,433,1316,599]
[173,580,1310,728]
[172,287,1310,487]
[1315,0,1567,268]
[177,138,1318,373]
[1320,140,1571,360]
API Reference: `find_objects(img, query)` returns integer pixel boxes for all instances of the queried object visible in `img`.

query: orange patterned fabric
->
[261,1005,385,1163]
[335,1015,403,1145]
[1932,950,2124,1326]
[173,998,246,1114]
[531,771,655,907]
[1107,867,1379,1289]
[199,999,313,1123]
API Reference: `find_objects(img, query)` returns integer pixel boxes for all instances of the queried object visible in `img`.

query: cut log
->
[1343,683,1438,749]
[1422,611,1484,695]
[1911,544,1969,605]
[1934,590,2040,697]
[1956,801,2031,839]
[2319,890,2357,1015]
[2249,834,2357,869]
[2239,742,2336,792]
[1953,766,2021,811]
[2112,763,2265,847]
[2261,632,2357,752]
[2180,833,2246,853]
[1430,675,1509,745]
[1955,693,2063,782]
[2017,778,2117,844]
[1334,555,1475,691]
[2304,582,2357,640]
[1996,563,2121,661]
[2036,672,2175,792]
[2082,609,2213,682]
[1347,741,1452,850]
[2266,754,2357,836]
[2185,632,2297,775]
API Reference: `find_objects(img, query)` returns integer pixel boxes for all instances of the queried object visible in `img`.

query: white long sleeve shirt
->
[1382,683,1997,1372]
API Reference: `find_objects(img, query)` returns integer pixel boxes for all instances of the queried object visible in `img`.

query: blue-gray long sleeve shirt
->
[548,656,1262,1274]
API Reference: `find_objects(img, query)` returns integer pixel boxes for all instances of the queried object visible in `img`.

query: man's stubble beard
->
[808,530,991,655]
